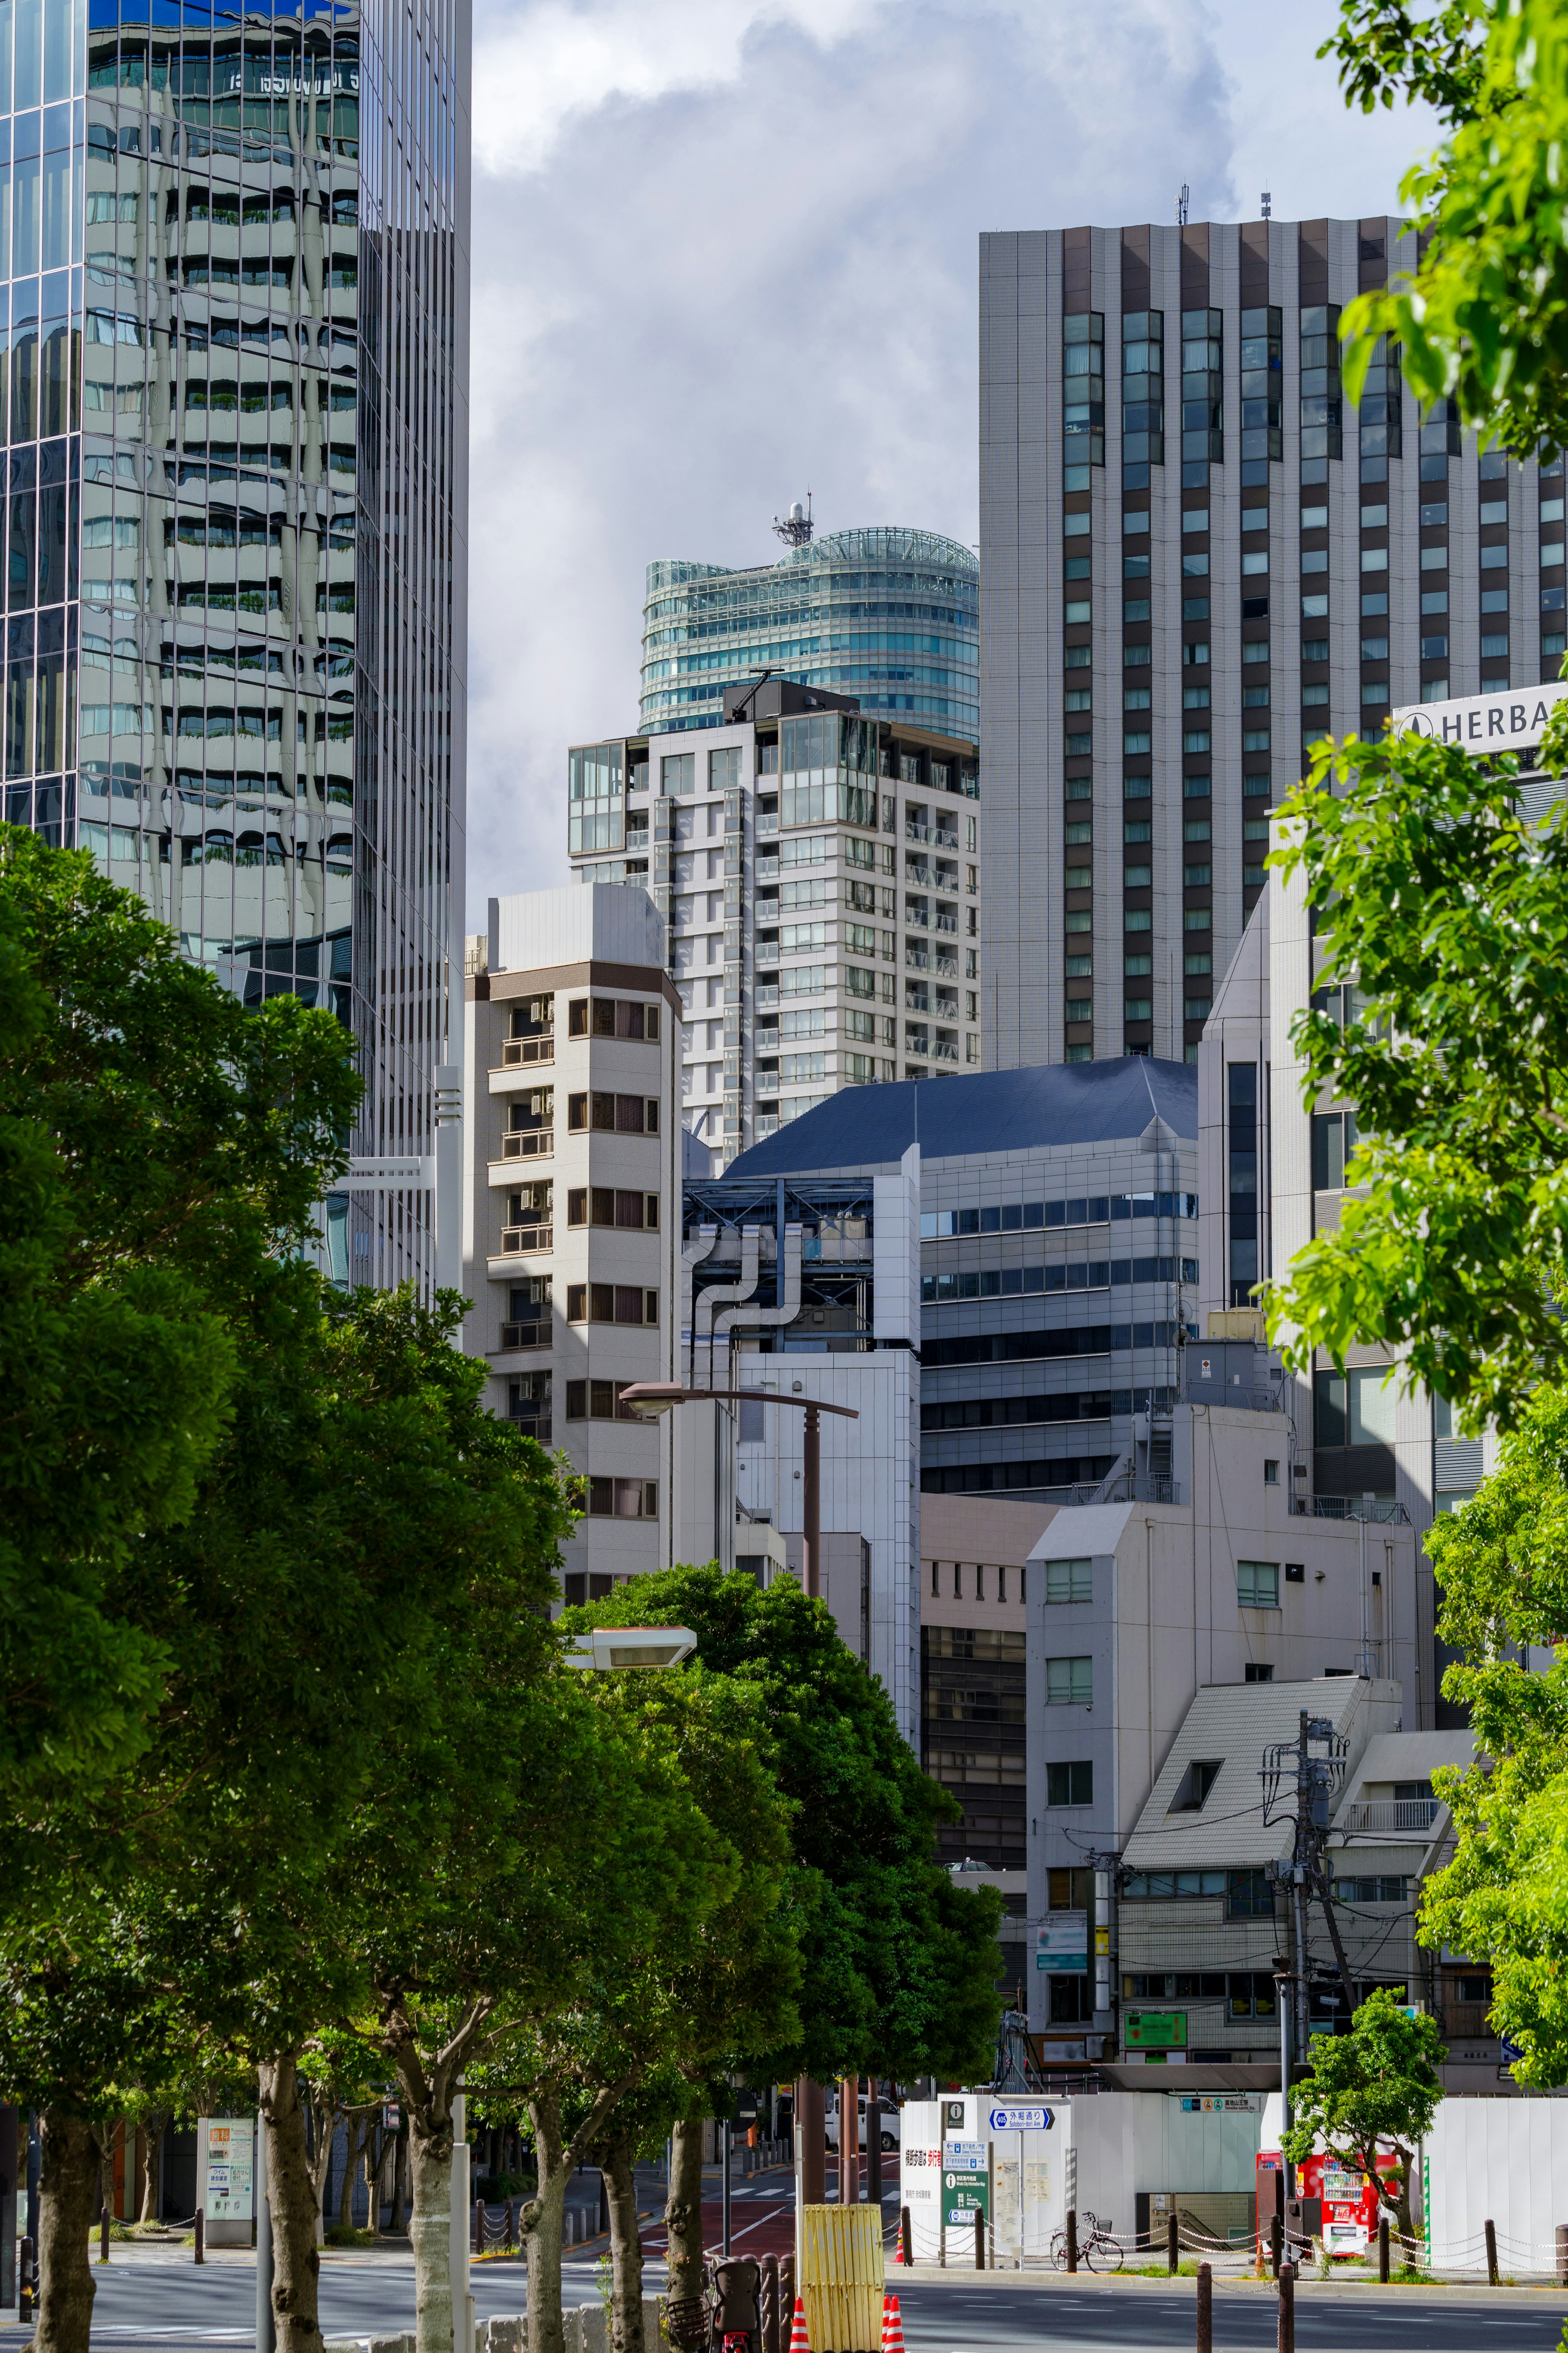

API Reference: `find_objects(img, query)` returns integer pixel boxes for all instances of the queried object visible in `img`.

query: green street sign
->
[942,2170,989,2228]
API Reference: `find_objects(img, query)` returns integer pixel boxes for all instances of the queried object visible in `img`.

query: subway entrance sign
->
[942,2137,989,2228]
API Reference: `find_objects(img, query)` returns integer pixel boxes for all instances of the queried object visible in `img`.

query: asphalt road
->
[6,2261,1568,2353]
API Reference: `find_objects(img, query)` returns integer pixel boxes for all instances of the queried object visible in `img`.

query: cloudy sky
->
[462,0,1440,927]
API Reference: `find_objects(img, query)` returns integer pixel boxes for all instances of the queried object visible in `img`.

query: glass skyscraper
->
[639,526,980,744]
[9,0,468,1286]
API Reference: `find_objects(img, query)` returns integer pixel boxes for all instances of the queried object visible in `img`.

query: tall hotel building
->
[979,216,1565,1071]
[11,0,468,1285]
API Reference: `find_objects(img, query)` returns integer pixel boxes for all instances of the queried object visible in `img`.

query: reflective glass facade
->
[641,526,979,743]
[7,0,468,1287]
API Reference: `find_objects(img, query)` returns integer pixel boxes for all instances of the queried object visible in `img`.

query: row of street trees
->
[0,830,1002,2353]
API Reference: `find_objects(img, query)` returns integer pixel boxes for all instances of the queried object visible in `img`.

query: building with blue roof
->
[706,1056,1200,1887]
[725,1057,1199,1504]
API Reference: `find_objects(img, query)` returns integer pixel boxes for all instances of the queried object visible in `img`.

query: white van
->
[823,2093,900,2153]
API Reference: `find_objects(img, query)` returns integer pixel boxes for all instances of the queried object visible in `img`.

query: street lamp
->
[565,1626,698,1671]
[616,1383,858,1601]
[617,1381,860,2246]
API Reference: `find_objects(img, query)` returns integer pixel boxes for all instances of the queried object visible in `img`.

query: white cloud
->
[463,0,1440,925]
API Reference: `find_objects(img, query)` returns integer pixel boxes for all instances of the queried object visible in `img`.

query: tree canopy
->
[1417,1389,1568,2087]
[1264,726,1568,1426]
[0,825,357,1799]
[562,1564,1003,2085]
[1282,1989,1444,2239]
[1323,0,1568,455]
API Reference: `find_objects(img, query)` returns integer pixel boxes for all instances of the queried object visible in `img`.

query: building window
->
[1245,1663,1275,1682]
[561,1572,616,1604]
[661,752,694,794]
[1264,1458,1279,1484]
[1314,1365,1398,1447]
[975,1564,986,1600]
[1311,1108,1358,1190]
[586,1477,659,1518]
[565,1285,659,1326]
[564,1379,637,1421]
[1047,1760,1094,1806]
[1227,1060,1258,1305]
[997,1565,1008,1602]
[1045,1557,1092,1604]
[1237,1560,1280,1608]
[1171,1759,1223,1811]
[952,1562,962,1597]
[1064,310,1105,481]
[1332,1876,1410,1904]
[1046,1655,1093,1706]
[1227,1868,1275,1918]
[567,1093,659,1134]
[566,1187,659,1229]
[567,995,659,1040]
[930,1559,939,1597]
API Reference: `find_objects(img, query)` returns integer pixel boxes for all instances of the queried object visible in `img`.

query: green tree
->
[1281,1989,1445,2244]
[477,1664,800,2353]
[1413,1390,1568,2085]
[1323,0,1568,454]
[0,1285,579,2353]
[1264,727,1568,1425]
[566,1566,1003,2089]
[0,827,357,1799]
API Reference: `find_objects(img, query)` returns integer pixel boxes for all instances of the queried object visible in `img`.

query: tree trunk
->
[391,2131,407,2234]
[138,2116,164,2226]
[521,2092,570,2353]
[1394,2150,1415,2248]
[409,2114,456,2353]
[259,2053,325,2353]
[304,2090,340,2250]
[603,2135,644,2353]
[664,2115,706,2308]
[34,2110,102,2353]
[367,2126,383,2236]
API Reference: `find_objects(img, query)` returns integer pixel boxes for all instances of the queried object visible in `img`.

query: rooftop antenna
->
[1261,190,1272,221]
[772,491,814,549]
[1177,183,1190,229]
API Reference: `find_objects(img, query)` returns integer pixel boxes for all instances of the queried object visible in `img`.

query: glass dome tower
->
[639,526,979,743]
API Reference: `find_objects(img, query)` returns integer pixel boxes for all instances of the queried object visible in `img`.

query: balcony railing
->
[501,1129,554,1160]
[906,821,960,849]
[1341,1798,1441,1834]
[906,861,935,887]
[499,1225,553,1255]
[499,1320,550,1350]
[1291,1494,1410,1523]
[501,1036,554,1068]
[1059,1475,1181,1506]
[932,1042,960,1064]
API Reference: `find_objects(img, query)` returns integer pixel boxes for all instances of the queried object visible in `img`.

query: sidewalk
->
[892,2261,1568,2303]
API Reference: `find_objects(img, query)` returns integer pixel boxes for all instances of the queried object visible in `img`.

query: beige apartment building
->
[566,677,983,1169]
[462,885,680,1599]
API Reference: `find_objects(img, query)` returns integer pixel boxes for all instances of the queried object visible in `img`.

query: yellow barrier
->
[798,2204,884,2353]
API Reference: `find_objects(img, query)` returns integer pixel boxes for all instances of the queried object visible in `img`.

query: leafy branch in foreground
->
[1321,0,1568,455]
[1263,720,1568,1426]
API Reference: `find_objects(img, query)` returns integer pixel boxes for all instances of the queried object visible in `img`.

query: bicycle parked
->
[1049,2211,1125,2272]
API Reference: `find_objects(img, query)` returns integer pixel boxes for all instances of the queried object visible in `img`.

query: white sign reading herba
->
[1392,680,1568,752]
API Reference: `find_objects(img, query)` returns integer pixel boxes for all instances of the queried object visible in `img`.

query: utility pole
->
[1263,1713,1351,2063]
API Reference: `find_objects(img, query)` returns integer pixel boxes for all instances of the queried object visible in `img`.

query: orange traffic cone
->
[881,2295,905,2353]
[788,2297,811,2353]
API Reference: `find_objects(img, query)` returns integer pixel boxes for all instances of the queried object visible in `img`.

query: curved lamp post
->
[616,1383,858,1601]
